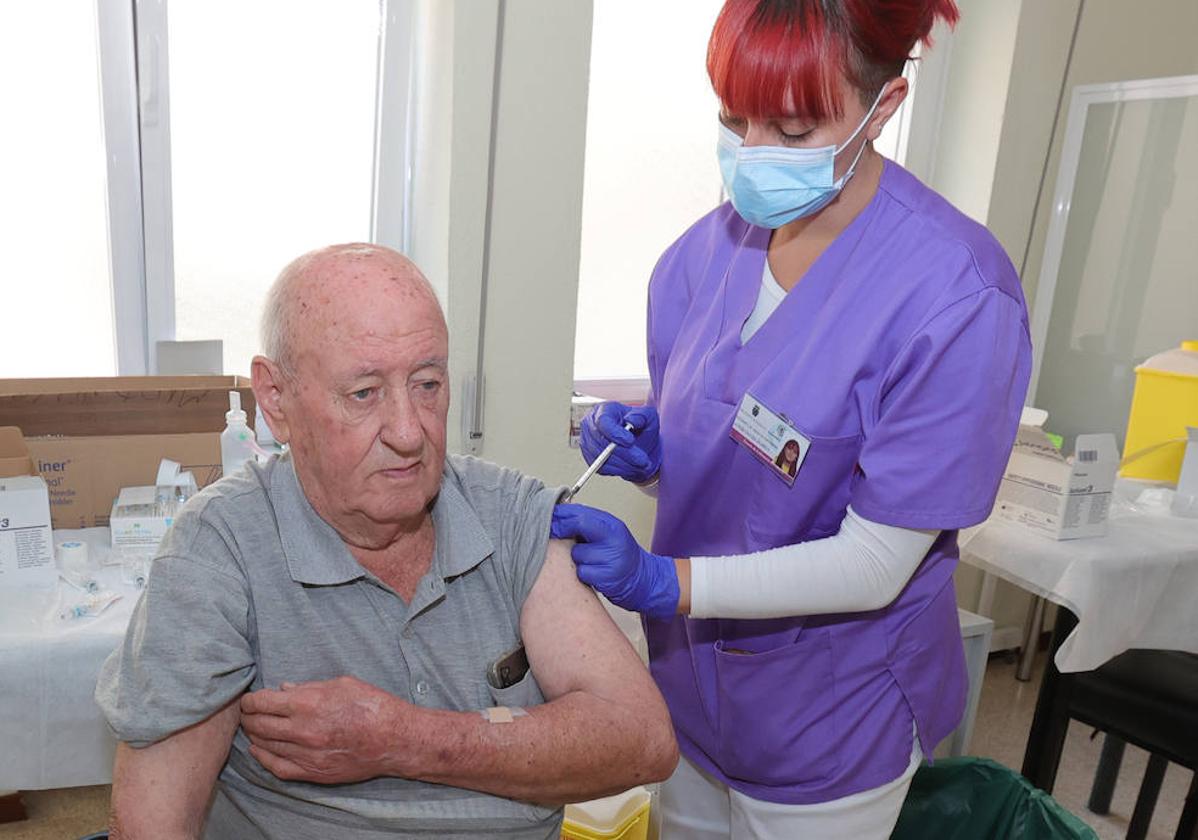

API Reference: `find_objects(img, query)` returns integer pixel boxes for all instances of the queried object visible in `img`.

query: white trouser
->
[656,736,922,840]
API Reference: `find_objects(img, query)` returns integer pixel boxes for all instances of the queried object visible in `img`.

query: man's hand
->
[240,675,409,784]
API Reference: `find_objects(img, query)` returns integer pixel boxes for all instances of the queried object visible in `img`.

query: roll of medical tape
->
[57,540,90,572]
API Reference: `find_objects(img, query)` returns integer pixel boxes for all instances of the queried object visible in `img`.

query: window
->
[574,0,726,386]
[169,1,380,376]
[0,1,116,377]
[573,10,924,390]
[0,1,414,379]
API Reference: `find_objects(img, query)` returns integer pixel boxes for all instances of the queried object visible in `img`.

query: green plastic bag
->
[891,757,1098,840]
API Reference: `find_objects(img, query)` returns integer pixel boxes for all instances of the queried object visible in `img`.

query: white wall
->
[984,0,1082,272]
[924,0,1022,224]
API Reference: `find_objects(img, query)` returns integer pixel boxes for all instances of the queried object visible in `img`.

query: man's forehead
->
[311,323,448,376]
[339,353,449,379]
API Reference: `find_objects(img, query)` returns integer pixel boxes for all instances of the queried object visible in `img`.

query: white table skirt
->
[960,482,1198,673]
[0,528,140,790]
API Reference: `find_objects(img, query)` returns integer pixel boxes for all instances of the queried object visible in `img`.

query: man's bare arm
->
[407,536,679,800]
[108,698,240,839]
[242,539,678,803]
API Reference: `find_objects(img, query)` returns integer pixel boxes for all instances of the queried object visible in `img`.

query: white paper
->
[116,485,157,507]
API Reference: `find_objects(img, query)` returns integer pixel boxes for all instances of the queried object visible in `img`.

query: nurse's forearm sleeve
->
[689,507,938,619]
[635,474,659,498]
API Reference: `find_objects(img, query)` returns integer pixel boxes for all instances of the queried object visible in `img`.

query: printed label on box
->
[0,475,57,587]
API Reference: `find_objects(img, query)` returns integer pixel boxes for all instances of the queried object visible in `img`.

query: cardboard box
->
[0,428,56,588]
[0,376,254,437]
[994,426,1119,540]
[0,427,35,479]
[27,433,222,529]
[0,377,253,529]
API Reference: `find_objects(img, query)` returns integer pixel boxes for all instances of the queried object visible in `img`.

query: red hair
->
[707,0,959,121]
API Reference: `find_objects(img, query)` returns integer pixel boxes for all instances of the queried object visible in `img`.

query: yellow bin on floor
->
[561,786,651,840]
[1122,341,1198,482]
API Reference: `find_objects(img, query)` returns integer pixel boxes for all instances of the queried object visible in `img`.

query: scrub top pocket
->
[713,629,838,786]
[744,427,862,547]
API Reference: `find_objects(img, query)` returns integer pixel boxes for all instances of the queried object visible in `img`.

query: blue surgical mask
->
[717,90,884,229]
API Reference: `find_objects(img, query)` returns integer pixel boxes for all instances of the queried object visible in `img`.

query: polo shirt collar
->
[428,476,495,579]
[270,454,495,586]
[272,455,366,586]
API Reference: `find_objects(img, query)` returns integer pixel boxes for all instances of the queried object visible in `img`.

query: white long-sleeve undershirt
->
[689,506,939,619]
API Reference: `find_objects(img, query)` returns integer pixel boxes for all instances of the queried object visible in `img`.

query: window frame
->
[97,0,151,375]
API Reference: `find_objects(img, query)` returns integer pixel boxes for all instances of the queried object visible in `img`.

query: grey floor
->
[0,654,1192,839]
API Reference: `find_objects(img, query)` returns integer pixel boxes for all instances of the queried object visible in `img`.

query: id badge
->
[730,392,810,486]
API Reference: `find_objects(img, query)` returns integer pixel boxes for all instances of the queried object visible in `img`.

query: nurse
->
[550,0,1032,837]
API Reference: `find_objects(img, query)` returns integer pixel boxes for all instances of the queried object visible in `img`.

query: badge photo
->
[729,393,811,486]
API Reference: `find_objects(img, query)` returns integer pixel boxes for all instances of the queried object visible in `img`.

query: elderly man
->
[95,244,677,839]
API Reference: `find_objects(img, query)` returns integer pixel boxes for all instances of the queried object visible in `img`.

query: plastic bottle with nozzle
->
[221,391,256,478]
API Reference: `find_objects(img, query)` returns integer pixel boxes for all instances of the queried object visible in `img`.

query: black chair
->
[1069,649,1198,840]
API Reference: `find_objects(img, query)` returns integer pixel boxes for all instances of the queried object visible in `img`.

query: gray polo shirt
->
[95,453,564,839]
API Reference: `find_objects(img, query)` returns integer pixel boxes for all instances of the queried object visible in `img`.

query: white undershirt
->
[740,260,789,343]
[655,262,942,620]
[689,506,938,619]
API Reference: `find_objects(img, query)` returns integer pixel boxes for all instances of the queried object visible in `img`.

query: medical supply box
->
[0,428,56,588]
[561,786,651,840]
[1122,341,1198,483]
[0,376,254,530]
[109,485,174,553]
[569,395,604,448]
[994,426,1119,540]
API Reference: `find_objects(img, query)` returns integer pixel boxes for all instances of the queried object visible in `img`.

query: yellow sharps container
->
[1122,341,1198,482]
[561,787,651,840]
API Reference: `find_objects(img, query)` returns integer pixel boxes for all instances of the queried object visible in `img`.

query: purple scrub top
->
[644,161,1031,805]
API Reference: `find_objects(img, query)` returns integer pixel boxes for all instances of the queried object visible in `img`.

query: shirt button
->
[415,680,430,695]
[402,627,413,639]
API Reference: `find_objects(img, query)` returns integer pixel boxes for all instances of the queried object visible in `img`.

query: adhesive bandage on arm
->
[479,707,528,724]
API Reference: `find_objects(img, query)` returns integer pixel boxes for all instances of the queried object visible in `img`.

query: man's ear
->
[252,355,291,445]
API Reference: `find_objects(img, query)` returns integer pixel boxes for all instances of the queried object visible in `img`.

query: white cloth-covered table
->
[0,528,142,789]
[959,481,1198,673]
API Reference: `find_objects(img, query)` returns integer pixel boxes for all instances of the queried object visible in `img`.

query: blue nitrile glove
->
[579,402,662,484]
[550,503,679,619]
